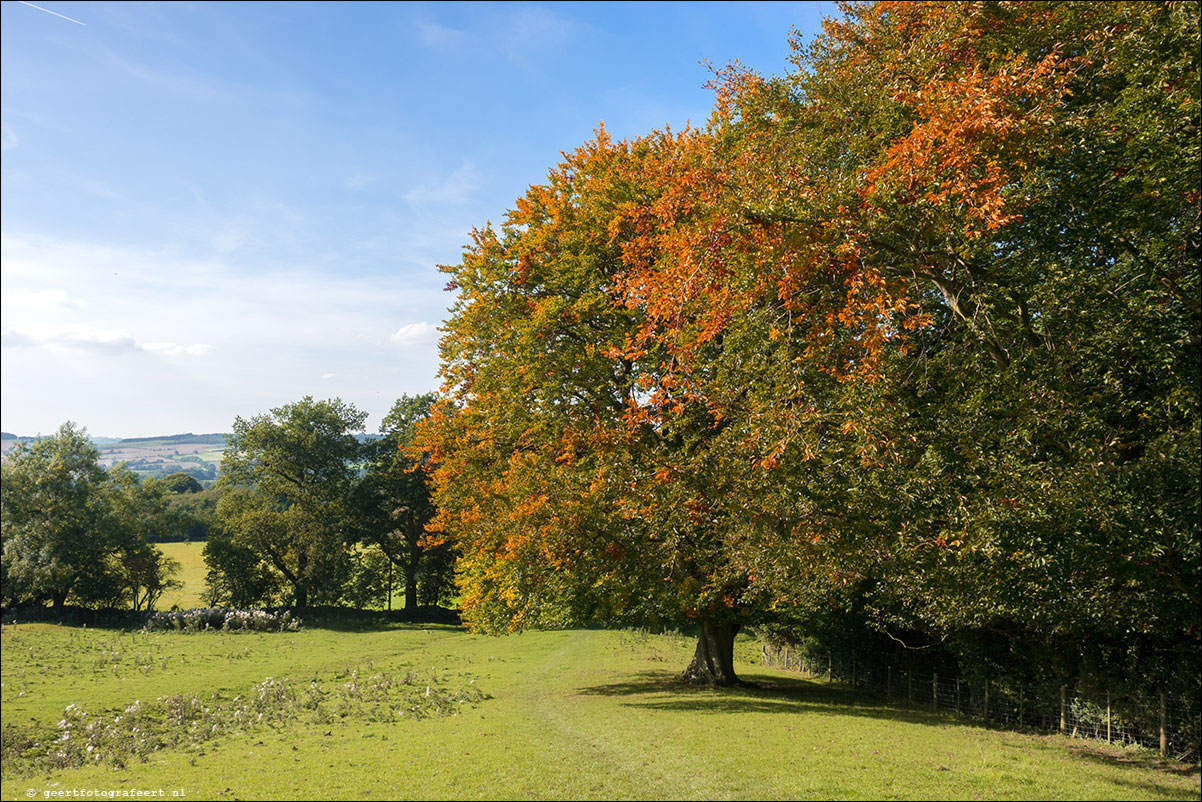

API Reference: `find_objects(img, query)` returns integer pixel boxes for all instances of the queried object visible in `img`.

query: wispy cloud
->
[343,171,377,190]
[403,161,480,207]
[499,7,583,69]
[415,19,475,51]
[0,122,18,151]
[1,325,212,358]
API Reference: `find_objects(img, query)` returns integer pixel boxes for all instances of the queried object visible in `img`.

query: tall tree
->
[420,131,770,683]
[216,397,367,609]
[353,393,453,613]
[613,0,1200,676]
[421,0,1198,686]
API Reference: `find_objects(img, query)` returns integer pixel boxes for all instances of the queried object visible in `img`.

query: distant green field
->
[1,623,1196,800]
[156,541,208,610]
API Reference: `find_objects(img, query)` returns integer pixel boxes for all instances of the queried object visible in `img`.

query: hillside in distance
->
[1,432,228,483]
[1,431,383,484]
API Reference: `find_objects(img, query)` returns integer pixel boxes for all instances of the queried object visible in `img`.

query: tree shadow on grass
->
[582,669,1202,791]
[300,606,462,633]
[1058,739,1201,780]
[580,668,944,727]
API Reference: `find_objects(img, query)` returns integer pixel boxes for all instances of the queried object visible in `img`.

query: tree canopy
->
[2,422,181,611]
[419,0,1199,685]
[215,397,367,609]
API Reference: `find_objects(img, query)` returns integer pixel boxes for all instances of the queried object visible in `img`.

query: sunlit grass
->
[155,541,208,610]
[1,623,1196,800]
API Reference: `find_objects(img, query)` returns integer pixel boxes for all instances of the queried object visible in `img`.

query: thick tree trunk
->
[404,574,418,613]
[679,619,740,686]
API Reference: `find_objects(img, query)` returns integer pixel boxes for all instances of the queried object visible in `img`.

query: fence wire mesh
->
[761,644,1200,763]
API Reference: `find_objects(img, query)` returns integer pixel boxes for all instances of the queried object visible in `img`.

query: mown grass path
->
[2,622,1197,800]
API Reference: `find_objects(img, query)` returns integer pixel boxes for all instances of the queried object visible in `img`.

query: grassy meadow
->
[2,619,1198,801]
[156,542,209,611]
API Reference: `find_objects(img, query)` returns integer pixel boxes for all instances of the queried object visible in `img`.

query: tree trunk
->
[404,573,418,613]
[294,584,308,610]
[679,619,740,686]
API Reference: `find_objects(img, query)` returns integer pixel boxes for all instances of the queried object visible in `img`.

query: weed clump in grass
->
[142,608,301,634]
[1,669,485,776]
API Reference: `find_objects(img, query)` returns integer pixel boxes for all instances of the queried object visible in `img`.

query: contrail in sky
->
[17,1,86,26]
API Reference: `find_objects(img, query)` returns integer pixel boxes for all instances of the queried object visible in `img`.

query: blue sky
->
[2,1,833,437]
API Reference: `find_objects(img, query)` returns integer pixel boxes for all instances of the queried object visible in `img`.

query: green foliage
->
[213,397,367,609]
[201,527,284,608]
[716,0,1200,691]
[352,393,455,611]
[159,472,204,495]
[422,0,1198,689]
[1,423,181,611]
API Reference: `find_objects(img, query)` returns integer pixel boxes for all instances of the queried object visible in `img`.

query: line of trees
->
[202,395,453,613]
[1,423,183,611]
[416,0,1199,690]
[1,396,453,616]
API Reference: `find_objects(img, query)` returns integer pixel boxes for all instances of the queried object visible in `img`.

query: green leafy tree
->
[353,393,453,612]
[159,472,203,495]
[102,465,183,610]
[201,525,284,608]
[2,423,180,610]
[214,397,367,609]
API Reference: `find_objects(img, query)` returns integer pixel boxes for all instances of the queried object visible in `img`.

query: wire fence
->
[761,643,1201,763]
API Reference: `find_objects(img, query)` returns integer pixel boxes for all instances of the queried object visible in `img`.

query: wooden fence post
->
[851,655,856,687]
[1019,686,1024,728]
[1160,692,1168,757]
[933,673,939,711]
[887,665,892,698]
[827,651,832,684]
[908,671,913,703]
[956,678,961,715]
[1060,685,1067,736]
[984,679,990,721]
[1106,690,1111,743]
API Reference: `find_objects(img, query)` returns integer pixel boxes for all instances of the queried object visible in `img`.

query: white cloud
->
[0,328,36,348]
[142,341,214,358]
[320,372,337,380]
[389,322,437,346]
[1,287,88,310]
[1,233,447,436]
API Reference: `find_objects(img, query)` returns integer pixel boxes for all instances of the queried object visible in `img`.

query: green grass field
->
[155,542,209,610]
[1,620,1197,801]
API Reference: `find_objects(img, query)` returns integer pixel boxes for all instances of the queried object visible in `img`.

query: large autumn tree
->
[618,0,1199,679]
[421,0,1198,685]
